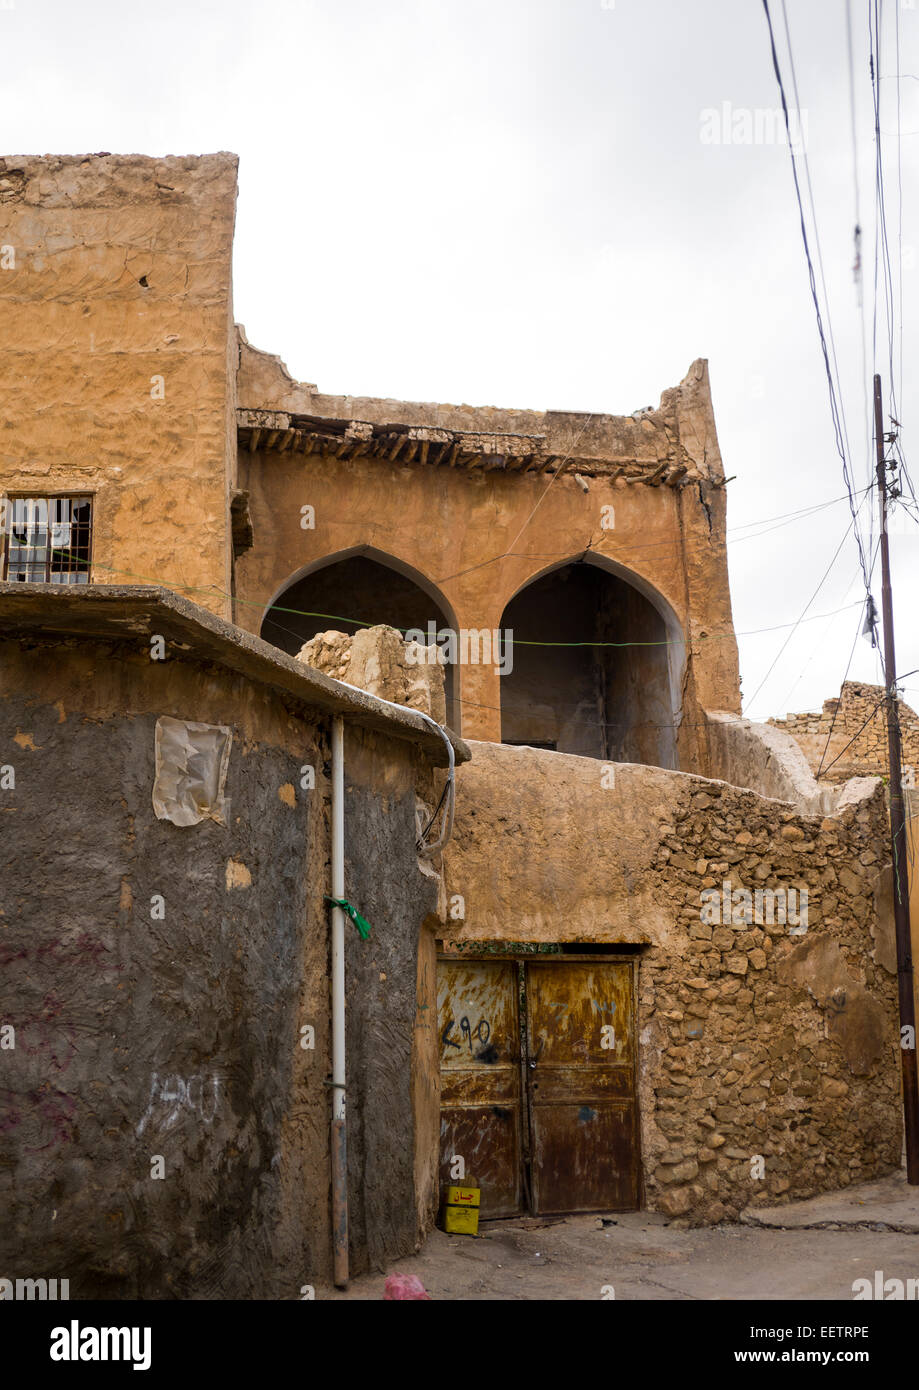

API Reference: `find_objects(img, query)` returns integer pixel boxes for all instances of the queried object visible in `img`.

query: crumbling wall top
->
[236,324,725,484]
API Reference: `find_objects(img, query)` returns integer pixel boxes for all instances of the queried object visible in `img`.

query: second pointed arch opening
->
[499,558,684,768]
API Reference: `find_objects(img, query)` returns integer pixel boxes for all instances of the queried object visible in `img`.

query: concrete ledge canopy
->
[0,583,469,767]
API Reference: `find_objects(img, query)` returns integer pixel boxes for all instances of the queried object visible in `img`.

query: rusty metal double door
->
[438,956,639,1218]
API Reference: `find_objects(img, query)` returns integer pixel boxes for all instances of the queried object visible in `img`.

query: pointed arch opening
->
[260,546,460,730]
[499,556,685,768]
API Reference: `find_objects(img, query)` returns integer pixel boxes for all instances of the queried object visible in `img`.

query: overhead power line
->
[762,0,877,637]
[77,552,866,652]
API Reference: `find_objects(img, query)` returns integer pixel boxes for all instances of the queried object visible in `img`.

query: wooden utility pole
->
[874,372,919,1184]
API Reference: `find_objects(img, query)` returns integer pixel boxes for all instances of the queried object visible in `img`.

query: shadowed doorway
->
[499,560,680,768]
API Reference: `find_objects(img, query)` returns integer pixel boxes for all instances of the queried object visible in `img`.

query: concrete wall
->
[0,154,238,618]
[0,590,456,1295]
[443,742,902,1223]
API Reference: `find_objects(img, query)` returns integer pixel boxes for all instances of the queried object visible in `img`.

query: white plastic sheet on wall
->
[152,716,232,827]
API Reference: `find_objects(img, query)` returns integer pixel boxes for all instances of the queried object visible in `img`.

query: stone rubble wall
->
[765,684,919,1036]
[769,681,919,785]
[644,776,899,1223]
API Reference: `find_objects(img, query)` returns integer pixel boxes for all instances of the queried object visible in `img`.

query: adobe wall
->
[234,337,741,768]
[0,595,452,1294]
[0,154,238,617]
[443,742,902,1222]
[704,709,845,816]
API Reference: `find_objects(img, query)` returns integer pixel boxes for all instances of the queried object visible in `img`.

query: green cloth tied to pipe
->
[325,896,372,940]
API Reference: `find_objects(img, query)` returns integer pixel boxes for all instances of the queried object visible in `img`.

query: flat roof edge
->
[0,583,469,766]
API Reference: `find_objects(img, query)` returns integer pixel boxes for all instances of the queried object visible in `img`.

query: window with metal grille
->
[1,495,93,585]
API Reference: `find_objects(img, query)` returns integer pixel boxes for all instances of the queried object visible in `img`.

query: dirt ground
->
[319,1171,919,1300]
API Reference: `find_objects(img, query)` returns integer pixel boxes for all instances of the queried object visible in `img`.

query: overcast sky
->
[4,0,918,726]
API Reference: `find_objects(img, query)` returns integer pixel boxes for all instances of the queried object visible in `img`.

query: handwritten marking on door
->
[441,1016,491,1053]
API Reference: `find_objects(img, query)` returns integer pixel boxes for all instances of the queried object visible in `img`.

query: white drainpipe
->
[327,696,454,1290]
[330,715,348,1288]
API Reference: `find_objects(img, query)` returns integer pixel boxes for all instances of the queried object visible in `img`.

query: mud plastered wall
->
[0,637,323,1297]
[0,154,238,616]
[235,342,741,766]
[444,743,901,1223]
[340,727,444,1273]
[0,628,447,1293]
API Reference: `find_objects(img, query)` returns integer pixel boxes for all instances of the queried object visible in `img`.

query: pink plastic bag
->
[383,1273,431,1300]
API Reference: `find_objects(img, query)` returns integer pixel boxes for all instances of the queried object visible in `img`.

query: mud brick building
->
[0,152,913,1294]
